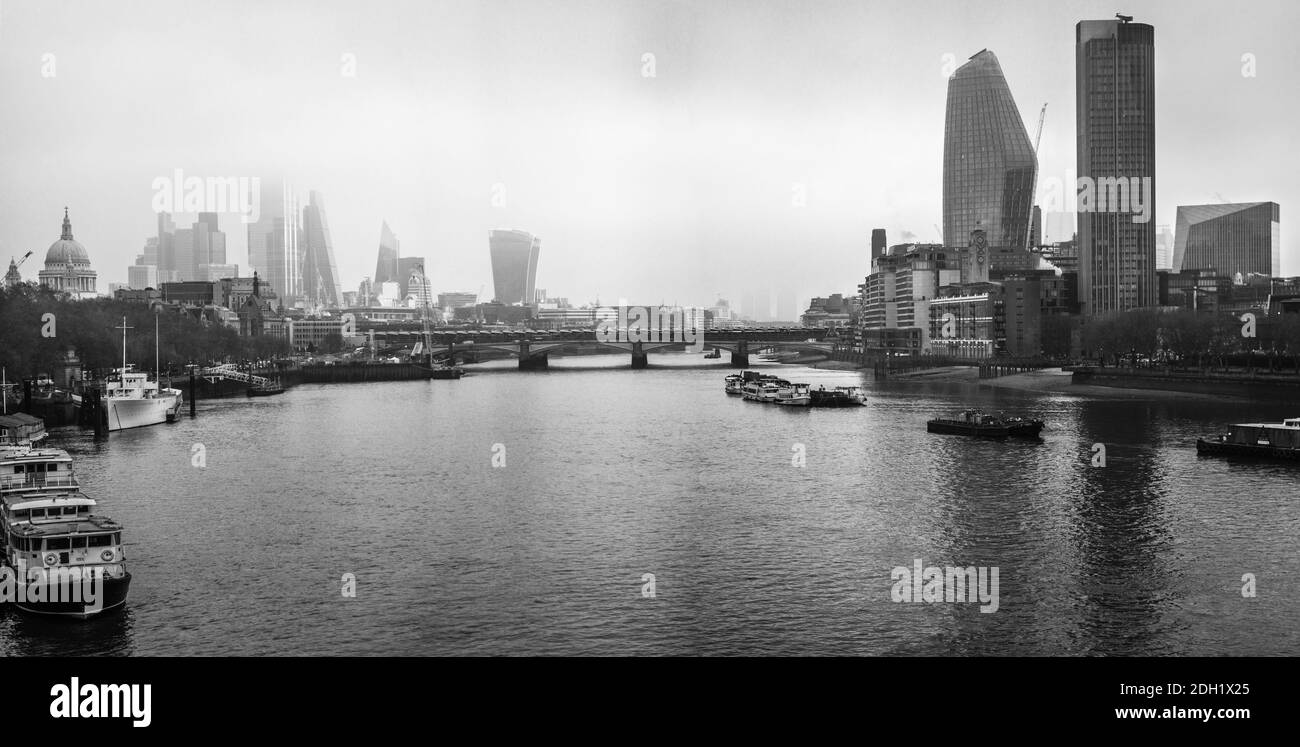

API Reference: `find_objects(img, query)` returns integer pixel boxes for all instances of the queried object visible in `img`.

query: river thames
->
[2,355,1297,656]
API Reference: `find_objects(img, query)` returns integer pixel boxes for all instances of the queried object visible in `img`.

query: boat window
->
[113,533,121,545]
[48,464,57,471]
[29,508,45,518]
[70,536,87,549]
[46,537,70,550]
[77,505,89,514]
[11,465,20,473]
[13,509,29,520]
[62,506,77,517]
[88,534,112,547]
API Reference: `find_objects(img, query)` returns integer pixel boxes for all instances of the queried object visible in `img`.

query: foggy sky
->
[1,0,1297,316]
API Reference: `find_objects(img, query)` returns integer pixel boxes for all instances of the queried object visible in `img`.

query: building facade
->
[943,49,1037,251]
[300,191,344,308]
[247,177,301,304]
[1077,17,1157,315]
[1172,202,1280,277]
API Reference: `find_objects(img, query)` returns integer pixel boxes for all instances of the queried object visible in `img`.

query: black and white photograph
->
[0,0,1294,730]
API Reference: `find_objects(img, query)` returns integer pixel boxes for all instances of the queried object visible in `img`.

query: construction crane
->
[5,250,32,284]
[1024,102,1047,251]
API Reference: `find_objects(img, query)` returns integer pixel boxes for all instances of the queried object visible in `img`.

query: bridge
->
[369,327,832,369]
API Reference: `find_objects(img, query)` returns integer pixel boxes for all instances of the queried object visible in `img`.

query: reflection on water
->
[2,354,1297,655]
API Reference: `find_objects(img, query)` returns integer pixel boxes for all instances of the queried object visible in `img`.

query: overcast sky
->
[1,0,1296,316]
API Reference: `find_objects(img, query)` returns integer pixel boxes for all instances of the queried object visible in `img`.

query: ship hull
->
[927,420,1043,438]
[1196,438,1300,460]
[12,571,131,619]
[102,392,183,430]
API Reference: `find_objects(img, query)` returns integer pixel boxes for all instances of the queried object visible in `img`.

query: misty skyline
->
[1,0,1297,312]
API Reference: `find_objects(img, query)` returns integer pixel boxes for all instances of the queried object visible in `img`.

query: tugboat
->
[0,445,131,617]
[704,348,722,359]
[809,385,866,407]
[429,363,464,380]
[927,410,1044,438]
[1197,417,1300,460]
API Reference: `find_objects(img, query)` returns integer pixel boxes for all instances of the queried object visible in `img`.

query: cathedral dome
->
[45,209,90,266]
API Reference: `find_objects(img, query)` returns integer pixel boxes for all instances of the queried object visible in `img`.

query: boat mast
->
[155,313,160,384]
[115,316,132,378]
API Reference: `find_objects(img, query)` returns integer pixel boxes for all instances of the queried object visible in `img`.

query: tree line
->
[1081,308,1300,370]
[0,284,290,380]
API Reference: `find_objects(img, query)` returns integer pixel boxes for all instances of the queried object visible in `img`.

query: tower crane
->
[1025,103,1047,251]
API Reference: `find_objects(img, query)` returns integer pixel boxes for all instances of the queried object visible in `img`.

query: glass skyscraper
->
[489,229,540,305]
[1173,202,1280,277]
[942,49,1037,252]
[301,191,344,307]
[1077,17,1156,315]
[247,177,300,304]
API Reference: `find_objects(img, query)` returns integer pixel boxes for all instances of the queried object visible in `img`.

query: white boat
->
[724,374,744,395]
[773,382,812,406]
[100,316,183,431]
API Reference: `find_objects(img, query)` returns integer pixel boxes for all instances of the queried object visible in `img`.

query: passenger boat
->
[100,317,183,431]
[1197,418,1300,460]
[809,385,865,407]
[724,374,744,395]
[773,382,812,406]
[0,446,131,617]
[927,410,1043,438]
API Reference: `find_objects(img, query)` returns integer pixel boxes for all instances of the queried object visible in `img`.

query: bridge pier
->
[631,342,648,369]
[519,353,549,370]
[730,341,749,368]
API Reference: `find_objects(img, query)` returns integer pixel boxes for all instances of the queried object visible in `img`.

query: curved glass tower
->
[942,49,1037,252]
[489,229,540,305]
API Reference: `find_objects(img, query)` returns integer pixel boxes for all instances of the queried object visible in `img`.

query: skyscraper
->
[396,256,427,298]
[871,229,887,261]
[942,49,1037,251]
[157,212,176,283]
[301,191,344,307]
[247,177,300,304]
[1077,17,1156,315]
[374,221,400,287]
[488,229,540,305]
[1172,203,1280,277]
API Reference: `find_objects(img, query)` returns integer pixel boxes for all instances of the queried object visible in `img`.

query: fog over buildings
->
[1,0,1297,313]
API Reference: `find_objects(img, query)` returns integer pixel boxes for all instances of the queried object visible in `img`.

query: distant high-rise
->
[1030,206,1042,248]
[1173,203,1280,277]
[1077,17,1157,315]
[157,212,176,283]
[301,191,344,307]
[488,229,540,305]
[374,222,400,288]
[871,229,887,261]
[942,49,1037,250]
[247,177,300,304]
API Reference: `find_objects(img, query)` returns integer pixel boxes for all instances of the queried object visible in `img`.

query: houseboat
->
[927,410,1044,438]
[1197,418,1300,460]
[0,413,47,446]
[0,446,131,617]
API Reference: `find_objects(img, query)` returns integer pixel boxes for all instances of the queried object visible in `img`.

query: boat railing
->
[0,473,78,492]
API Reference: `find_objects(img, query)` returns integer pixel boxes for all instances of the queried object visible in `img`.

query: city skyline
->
[1,0,1297,310]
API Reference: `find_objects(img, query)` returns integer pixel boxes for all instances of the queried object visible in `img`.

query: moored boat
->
[724,374,744,395]
[927,410,1043,438]
[773,382,812,406]
[809,385,865,407]
[100,316,183,431]
[1197,418,1300,460]
[0,446,131,617]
